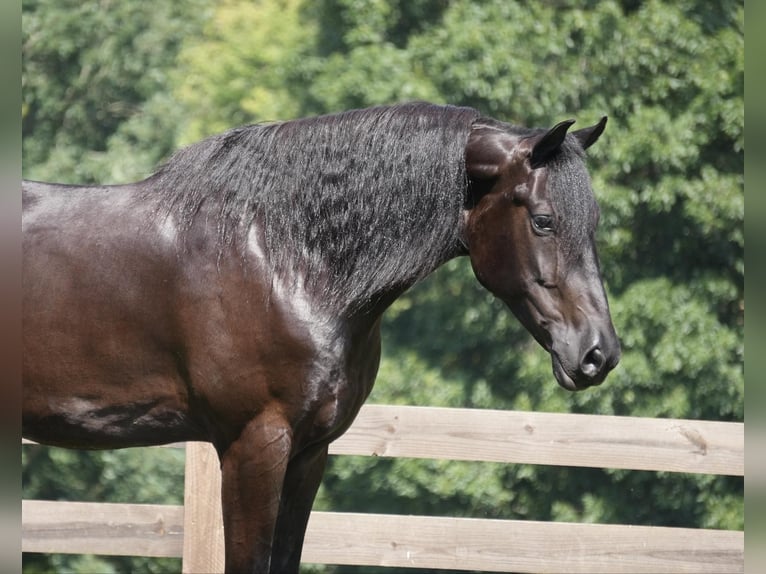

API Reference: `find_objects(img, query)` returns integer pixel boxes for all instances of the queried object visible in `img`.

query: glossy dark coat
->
[22,103,620,573]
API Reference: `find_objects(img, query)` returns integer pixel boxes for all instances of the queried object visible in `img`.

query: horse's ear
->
[530,119,576,168]
[571,116,608,150]
[465,127,513,181]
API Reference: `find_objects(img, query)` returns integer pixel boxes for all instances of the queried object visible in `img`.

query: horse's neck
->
[340,246,464,322]
[269,245,461,328]
[245,209,465,320]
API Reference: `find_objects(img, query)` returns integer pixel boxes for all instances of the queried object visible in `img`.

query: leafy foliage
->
[22,1,743,572]
[22,0,207,183]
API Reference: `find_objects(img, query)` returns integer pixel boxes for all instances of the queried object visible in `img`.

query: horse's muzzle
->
[552,335,621,391]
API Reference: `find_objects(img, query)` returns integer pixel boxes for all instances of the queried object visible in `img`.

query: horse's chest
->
[183,252,384,447]
[298,332,381,447]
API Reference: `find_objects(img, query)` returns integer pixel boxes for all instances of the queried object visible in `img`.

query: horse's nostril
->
[581,346,606,378]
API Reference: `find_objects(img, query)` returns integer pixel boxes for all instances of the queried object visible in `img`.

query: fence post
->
[182,442,225,573]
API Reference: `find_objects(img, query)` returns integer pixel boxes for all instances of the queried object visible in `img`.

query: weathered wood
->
[22,500,743,574]
[22,499,183,558]
[302,512,744,573]
[22,405,744,475]
[330,404,744,476]
[182,442,225,573]
[21,406,744,572]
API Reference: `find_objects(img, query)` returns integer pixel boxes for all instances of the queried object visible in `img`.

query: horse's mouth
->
[551,354,602,392]
[551,356,578,391]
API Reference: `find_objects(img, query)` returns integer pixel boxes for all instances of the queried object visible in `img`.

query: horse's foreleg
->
[269,444,329,573]
[219,413,292,574]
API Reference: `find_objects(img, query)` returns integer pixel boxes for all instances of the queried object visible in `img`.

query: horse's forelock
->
[545,138,599,263]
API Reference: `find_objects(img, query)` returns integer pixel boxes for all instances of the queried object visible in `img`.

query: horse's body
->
[22,102,620,573]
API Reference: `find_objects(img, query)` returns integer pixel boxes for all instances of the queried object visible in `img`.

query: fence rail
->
[22,404,745,573]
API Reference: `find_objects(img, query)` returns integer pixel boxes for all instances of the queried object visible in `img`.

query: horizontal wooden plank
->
[22,500,184,558]
[302,511,744,574]
[23,405,744,475]
[330,405,744,476]
[23,501,743,573]
[22,407,744,572]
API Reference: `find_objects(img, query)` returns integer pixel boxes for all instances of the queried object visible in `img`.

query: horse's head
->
[462,117,620,391]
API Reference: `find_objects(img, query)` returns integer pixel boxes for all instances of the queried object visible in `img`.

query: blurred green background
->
[21,1,743,572]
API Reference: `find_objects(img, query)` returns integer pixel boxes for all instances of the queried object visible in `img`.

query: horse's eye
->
[532,214,554,234]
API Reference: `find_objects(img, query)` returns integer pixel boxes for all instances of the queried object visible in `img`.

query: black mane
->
[143,102,595,310]
[145,102,481,309]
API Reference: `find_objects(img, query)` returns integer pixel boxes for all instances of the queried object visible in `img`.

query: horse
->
[22,102,620,573]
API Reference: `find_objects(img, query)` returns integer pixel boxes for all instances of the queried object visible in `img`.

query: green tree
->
[22,0,206,184]
[174,0,310,144]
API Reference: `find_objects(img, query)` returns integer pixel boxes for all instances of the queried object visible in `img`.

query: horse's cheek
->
[469,239,522,300]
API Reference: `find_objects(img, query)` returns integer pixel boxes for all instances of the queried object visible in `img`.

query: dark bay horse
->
[22,102,620,573]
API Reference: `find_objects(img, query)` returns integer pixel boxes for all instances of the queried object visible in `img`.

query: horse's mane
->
[144,102,596,310]
[145,102,481,309]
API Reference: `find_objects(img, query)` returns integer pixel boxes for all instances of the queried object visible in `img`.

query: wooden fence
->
[22,404,745,573]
